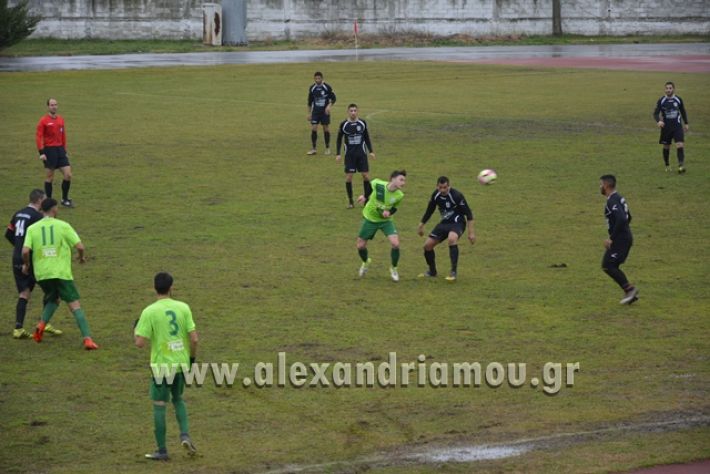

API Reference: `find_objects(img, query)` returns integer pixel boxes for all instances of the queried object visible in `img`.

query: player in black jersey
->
[306,71,336,155]
[336,104,376,208]
[5,189,63,338]
[653,81,689,173]
[599,175,638,305]
[417,177,475,281]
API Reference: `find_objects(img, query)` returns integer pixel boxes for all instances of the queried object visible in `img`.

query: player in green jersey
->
[21,198,98,350]
[356,170,406,281]
[135,272,199,461]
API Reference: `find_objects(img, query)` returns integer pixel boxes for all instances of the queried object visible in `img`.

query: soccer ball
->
[477,169,497,185]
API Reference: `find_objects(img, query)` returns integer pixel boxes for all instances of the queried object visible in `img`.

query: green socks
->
[173,399,189,434]
[71,308,91,337]
[41,301,59,324]
[153,404,167,450]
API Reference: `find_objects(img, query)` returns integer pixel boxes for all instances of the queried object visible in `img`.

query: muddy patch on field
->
[261,411,710,473]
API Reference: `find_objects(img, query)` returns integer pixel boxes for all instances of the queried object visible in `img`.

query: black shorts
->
[12,262,36,293]
[310,111,331,125]
[602,239,632,269]
[429,221,466,242]
[43,146,70,170]
[659,127,684,145]
[344,154,369,173]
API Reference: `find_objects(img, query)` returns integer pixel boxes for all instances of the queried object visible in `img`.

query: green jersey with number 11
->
[363,179,404,223]
[135,298,196,371]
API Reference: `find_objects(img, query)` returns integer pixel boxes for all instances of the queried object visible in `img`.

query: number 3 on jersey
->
[166,310,179,335]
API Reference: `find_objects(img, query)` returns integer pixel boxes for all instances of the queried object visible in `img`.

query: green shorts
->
[150,372,186,403]
[38,279,80,303]
[358,218,398,240]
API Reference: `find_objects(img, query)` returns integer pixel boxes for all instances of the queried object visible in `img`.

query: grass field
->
[0,60,709,473]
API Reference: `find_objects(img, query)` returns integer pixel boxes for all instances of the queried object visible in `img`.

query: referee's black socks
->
[44,181,52,198]
[62,180,71,201]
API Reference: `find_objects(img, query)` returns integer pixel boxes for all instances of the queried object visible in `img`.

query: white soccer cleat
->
[620,287,639,305]
[358,258,371,277]
[390,267,400,282]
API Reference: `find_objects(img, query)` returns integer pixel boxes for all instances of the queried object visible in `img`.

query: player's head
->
[154,272,174,295]
[29,188,46,205]
[436,176,450,195]
[47,98,58,115]
[664,82,675,96]
[314,72,323,84]
[347,103,358,120]
[599,174,616,196]
[390,169,407,189]
[41,198,58,216]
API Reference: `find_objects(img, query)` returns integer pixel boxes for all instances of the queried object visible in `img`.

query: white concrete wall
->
[17,0,710,40]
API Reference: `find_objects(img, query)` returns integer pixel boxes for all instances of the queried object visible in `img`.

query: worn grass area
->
[1,34,708,57]
[0,62,709,473]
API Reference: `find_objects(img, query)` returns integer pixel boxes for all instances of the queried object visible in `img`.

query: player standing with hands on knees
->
[653,81,689,173]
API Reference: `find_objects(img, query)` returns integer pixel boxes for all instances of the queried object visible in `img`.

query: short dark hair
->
[154,272,173,295]
[348,103,358,109]
[600,174,617,188]
[29,189,45,203]
[665,81,675,88]
[390,169,407,179]
[437,176,449,185]
[41,198,57,212]
[46,97,56,105]
[314,71,323,77]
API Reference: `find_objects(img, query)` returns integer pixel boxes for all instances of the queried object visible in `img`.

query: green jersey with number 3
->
[24,217,81,281]
[362,178,404,223]
[135,298,196,371]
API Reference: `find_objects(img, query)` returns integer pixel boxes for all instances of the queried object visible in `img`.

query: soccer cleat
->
[418,271,437,278]
[358,258,371,277]
[445,272,457,282]
[665,166,671,173]
[13,328,32,339]
[44,324,63,336]
[306,149,317,155]
[180,434,197,456]
[145,451,169,461]
[390,267,400,282]
[325,148,331,155]
[33,321,46,343]
[347,203,354,209]
[83,337,99,350]
[620,287,639,305]
[61,199,74,208]
[678,166,686,174]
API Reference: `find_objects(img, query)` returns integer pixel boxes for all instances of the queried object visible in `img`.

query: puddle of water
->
[407,444,530,463]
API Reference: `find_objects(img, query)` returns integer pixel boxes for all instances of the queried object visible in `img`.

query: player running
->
[355,170,406,282]
[599,175,638,305]
[22,198,98,349]
[417,177,476,281]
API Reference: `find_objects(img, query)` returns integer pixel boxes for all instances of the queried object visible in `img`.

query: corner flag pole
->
[354,19,359,61]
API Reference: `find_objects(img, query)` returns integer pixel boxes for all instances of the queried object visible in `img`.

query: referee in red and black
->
[36,98,74,207]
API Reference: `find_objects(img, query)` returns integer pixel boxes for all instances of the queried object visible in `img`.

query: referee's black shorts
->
[43,146,70,170]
